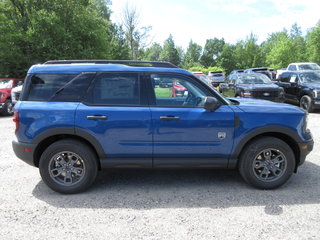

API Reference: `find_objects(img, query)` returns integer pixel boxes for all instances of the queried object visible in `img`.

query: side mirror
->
[204,96,220,111]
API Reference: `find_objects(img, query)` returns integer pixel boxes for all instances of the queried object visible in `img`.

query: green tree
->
[234,33,264,69]
[0,0,116,77]
[159,35,180,66]
[306,21,320,63]
[200,38,225,67]
[217,44,237,74]
[143,43,162,61]
[182,40,202,69]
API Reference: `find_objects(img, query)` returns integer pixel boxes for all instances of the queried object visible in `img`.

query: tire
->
[2,100,13,116]
[39,139,98,194]
[300,95,314,113]
[239,137,295,189]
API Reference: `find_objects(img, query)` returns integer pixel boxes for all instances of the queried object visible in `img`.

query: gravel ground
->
[0,113,319,240]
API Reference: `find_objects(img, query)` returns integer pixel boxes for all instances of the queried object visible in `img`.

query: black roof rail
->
[44,60,178,68]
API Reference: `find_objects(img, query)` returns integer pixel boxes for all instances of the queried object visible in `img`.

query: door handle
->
[160,116,180,120]
[86,115,108,120]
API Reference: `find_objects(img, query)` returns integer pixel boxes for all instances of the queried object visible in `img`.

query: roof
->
[289,62,318,65]
[27,63,192,76]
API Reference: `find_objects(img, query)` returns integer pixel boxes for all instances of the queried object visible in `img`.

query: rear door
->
[75,72,152,168]
[148,73,235,168]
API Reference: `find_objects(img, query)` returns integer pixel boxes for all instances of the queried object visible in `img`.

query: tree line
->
[0,0,319,77]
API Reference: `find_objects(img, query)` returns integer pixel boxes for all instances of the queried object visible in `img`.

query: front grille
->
[252,90,279,98]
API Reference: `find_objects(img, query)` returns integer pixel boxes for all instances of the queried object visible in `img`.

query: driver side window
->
[151,74,209,107]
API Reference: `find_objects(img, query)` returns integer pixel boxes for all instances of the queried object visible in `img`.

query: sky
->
[109,0,320,49]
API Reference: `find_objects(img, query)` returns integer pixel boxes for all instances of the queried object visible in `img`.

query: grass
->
[154,86,171,97]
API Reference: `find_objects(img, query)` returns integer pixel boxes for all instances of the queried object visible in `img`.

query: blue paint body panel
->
[13,63,313,170]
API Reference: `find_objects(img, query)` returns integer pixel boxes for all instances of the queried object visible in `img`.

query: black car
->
[244,67,273,79]
[220,73,285,102]
[275,70,320,112]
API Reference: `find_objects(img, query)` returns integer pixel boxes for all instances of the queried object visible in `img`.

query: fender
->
[32,127,106,158]
[228,125,302,168]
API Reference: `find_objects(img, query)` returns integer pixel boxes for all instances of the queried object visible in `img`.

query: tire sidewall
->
[3,100,13,116]
[300,95,313,113]
[39,140,98,194]
[239,137,295,189]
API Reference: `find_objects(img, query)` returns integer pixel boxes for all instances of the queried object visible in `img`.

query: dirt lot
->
[0,113,319,240]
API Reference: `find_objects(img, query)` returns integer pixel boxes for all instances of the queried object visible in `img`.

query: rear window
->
[23,73,94,102]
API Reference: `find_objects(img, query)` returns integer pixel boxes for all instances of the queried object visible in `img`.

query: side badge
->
[218,132,226,139]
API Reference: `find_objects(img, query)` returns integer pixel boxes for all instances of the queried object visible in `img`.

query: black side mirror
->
[204,96,220,111]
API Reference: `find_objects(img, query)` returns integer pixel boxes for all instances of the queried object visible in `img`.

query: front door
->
[149,74,235,168]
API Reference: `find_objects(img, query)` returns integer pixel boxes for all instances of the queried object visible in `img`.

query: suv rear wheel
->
[239,137,295,189]
[39,139,98,194]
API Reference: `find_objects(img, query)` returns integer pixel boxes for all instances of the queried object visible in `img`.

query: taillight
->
[13,110,19,133]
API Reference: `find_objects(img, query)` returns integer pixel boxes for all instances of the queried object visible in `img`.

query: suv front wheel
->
[39,139,98,194]
[239,137,295,189]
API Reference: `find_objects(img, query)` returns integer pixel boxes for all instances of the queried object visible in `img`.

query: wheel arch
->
[231,127,301,172]
[32,128,105,169]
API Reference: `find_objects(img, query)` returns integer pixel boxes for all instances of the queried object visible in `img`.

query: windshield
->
[0,80,13,89]
[299,64,320,70]
[299,72,320,83]
[237,74,272,84]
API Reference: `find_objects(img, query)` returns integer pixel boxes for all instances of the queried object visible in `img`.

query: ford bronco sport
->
[12,60,313,193]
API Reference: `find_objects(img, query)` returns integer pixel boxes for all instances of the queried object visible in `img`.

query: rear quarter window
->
[23,73,94,102]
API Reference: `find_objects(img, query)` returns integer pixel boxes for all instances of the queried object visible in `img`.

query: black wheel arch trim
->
[32,127,106,159]
[230,125,304,166]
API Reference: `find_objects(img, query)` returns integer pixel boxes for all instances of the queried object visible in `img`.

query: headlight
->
[312,90,317,98]
[312,89,320,98]
[242,90,252,97]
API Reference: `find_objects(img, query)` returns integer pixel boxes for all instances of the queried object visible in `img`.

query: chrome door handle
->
[86,115,108,120]
[160,116,180,120]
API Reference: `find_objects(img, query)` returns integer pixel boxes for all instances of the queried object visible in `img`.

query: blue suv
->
[12,60,314,193]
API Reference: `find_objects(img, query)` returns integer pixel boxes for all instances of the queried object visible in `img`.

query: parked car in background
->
[269,68,277,79]
[159,78,173,88]
[12,60,313,193]
[229,69,244,75]
[287,62,320,71]
[244,67,273,79]
[171,80,187,97]
[220,73,284,102]
[275,70,320,112]
[0,78,23,115]
[11,85,23,104]
[192,72,213,87]
[276,68,287,79]
[208,71,225,87]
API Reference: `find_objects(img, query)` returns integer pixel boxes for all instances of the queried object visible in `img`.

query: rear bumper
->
[12,140,37,167]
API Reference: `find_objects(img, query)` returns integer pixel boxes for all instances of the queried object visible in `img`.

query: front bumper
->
[312,99,320,109]
[297,138,314,166]
[12,140,37,167]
